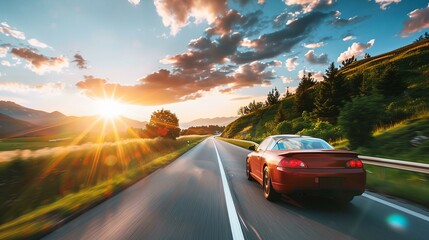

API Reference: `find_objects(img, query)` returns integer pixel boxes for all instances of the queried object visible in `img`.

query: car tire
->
[246,158,253,181]
[263,166,279,201]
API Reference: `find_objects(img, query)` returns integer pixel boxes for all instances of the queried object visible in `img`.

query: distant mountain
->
[180,116,238,129]
[13,115,148,138]
[0,113,36,137]
[0,101,66,126]
[121,116,148,129]
[0,101,148,138]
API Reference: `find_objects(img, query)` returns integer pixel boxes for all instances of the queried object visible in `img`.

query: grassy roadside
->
[365,165,429,208]
[217,137,429,208]
[0,136,206,240]
[215,136,258,149]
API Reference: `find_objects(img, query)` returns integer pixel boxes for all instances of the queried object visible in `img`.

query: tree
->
[285,87,292,97]
[348,73,364,97]
[414,32,429,43]
[364,53,371,59]
[248,100,264,112]
[375,66,406,97]
[275,120,292,134]
[237,100,264,116]
[275,103,287,123]
[266,87,280,105]
[338,94,384,148]
[237,106,250,116]
[298,120,342,142]
[294,72,317,114]
[313,62,350,123]
[341,56,356,68]
[148,109,180,139]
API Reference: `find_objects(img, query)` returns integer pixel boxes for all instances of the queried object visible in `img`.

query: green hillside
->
[355,113,429,163]
[222,39,429,147]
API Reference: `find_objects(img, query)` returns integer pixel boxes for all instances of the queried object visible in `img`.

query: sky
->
[0,0,428,123]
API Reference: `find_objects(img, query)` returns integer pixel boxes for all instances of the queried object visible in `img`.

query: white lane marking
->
[363,193,429,222]
[212,139,245,240]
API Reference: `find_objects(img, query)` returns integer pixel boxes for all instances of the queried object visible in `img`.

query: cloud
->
[1,60,11,67]
[0,47,7,58]
[73,53,88,69]
[230,96,252,101]
[76,72,222,105]
[154,0,227,35]
[400,4,429,37]
[337,39,375,63]
[285,86,297,94]
[284,0,335,13]
[342,35,356,41]
[281,76,294,83]
[233,11,331,63]
[28,38,51,49]
[373,0,401,10]
[303,41,324,48]
[332,15,367,26]
[273,12,288,28]
[205,10,263,36]
[0,81,65,94]
[10,48,69,74]
[304,50,328,64]
[285,56,299,71]
[0,22,26,40]
[163,33,242,73]
[128,0,141,5]
[273,11,301,28]
[206,10,244,35]
[2,59,20,67]
[298,69,324,81]
[77,60,278,105]
[224,60,277,91]
[241,38,258,48]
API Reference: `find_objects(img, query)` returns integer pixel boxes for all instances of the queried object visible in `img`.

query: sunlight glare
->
[97,99,123,119]
[387,213,408,232]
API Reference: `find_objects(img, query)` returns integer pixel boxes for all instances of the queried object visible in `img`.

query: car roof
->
[269,134,312,141]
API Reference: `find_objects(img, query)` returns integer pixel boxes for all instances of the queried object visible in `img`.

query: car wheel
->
[246,158,253,181]
[263,166,279,201]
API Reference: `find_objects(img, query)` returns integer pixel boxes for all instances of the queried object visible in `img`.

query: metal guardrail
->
[359,155,429,174]
[217,138,429,174]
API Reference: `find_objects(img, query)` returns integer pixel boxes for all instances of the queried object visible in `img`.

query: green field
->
[0,136,206,239]
[0,136,75,151]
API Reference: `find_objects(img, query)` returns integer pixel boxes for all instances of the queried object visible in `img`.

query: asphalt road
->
[44,137,429,240]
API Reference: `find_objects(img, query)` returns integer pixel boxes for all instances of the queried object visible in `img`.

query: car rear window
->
[272,138,334,150]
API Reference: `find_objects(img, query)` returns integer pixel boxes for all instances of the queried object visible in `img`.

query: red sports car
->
[246,135,366,203]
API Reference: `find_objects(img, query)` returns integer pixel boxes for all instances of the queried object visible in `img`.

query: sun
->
[96,99,123,119]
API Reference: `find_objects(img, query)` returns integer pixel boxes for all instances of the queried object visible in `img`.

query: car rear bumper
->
[271,167,366,196]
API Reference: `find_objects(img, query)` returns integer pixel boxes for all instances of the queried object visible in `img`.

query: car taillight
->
[279,158,307,168]
[346,159,363,168]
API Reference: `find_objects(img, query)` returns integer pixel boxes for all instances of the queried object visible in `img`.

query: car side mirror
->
[248,145,256,151]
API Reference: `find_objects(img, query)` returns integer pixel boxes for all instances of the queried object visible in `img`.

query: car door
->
[253,137,273,180]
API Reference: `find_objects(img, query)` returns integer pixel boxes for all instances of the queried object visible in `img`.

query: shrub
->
[338,94,384,148]
[275,121,293,134]
[298,121,343,142]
